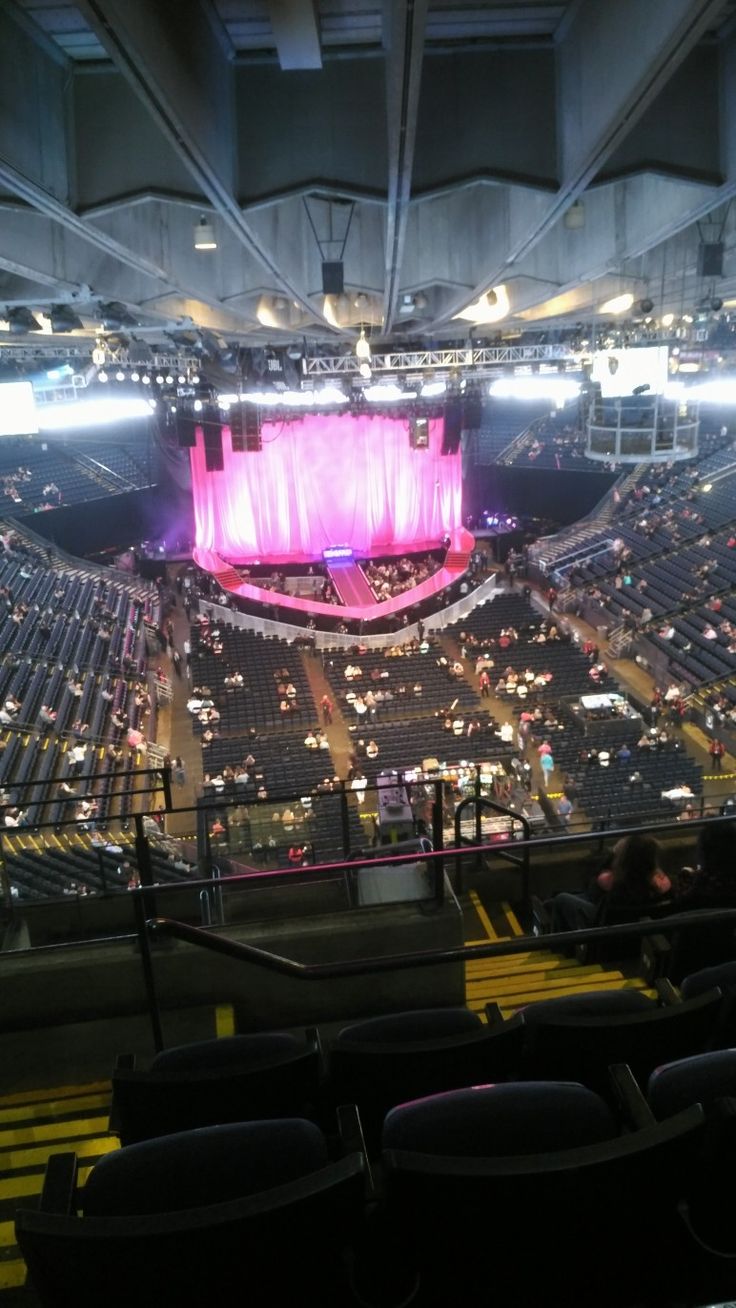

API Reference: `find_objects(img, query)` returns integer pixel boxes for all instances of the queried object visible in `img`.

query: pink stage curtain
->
[190,413,462,561]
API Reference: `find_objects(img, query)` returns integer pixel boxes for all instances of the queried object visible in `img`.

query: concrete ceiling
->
[2,0,736,352]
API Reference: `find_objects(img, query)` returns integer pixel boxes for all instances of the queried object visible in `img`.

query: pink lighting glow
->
[190,413,462,562]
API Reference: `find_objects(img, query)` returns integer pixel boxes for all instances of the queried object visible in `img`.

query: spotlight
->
[661,313,675,328]
[98,370,108,382]
[638,298,654,315]
[194,216,217,250]
[711,297,724,312]
[355,329,371,360]
[92,345,106,366]
[115,370,125,382]
[358,361,372,379]
[155,374,164,385]
[49,305,84,333]
[131,371,140,383]
[177,374,186,384]
[141,374,151,385]
[165,373,174,385]
[193,399,203,412]
[99,302,137,331]
[599,292,634,314]
[6,307,42,333]
[191,373,200,385]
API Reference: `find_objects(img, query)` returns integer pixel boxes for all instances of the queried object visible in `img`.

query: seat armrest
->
[484,1001,504,1027]
[641,933,670,985]
[114,1052,137,1071]
[655,977,682,1006]
[40,1152,78,1215]
[337,1103,374,1195]
[608,1063,656,1131]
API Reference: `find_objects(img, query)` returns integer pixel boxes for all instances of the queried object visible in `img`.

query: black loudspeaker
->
[322,260,344,295]
[203,423,224,472]
[245,406,262,452]
[229,403,245,452]
[441,395,462,455]
[462,391,483,431]
[698,242,724,278]
[176,414,197,448]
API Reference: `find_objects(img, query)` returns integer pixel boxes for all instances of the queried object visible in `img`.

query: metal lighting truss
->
[303,344,577,376]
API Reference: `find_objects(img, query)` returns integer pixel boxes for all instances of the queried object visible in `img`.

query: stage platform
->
[194,528,475,624]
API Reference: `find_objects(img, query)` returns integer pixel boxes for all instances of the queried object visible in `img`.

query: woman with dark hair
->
[547,834,671,933]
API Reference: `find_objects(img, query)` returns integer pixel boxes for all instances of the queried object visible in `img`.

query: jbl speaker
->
[441,395,462,455]
[203,423,224,472]
[322,261,344,295]
[245,406,262,452]
[229,403,245,452]
[698,242,724,278]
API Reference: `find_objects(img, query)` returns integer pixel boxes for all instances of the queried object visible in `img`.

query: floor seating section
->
[322,639,480,719]
[191,624,317,731]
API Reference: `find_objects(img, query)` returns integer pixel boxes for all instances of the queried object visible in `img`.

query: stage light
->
[165,374,174,385]
[638,298,654,315]
[599,292,634,314]
[7,307,43,334]
[115,370,125,382]
[191,373,200,385]
[193,399,203,411]
[99,302,137,331]
[37,395,152,431]
[564,199,585,229]
[194,216,217,250]
[453,285,509,324]
[131,371,140,382]
[49,305,84,333]
[155,374,164,385]
[92,345,106,366]
[364,383,416,401]
[421,380,447,397]
[98,370,108,382]
[178,374,186,384]
[355,329,371,360]
[141,374,151,385]
[488,376,580,403]
[661,313,675,328]
[358,361,372,380]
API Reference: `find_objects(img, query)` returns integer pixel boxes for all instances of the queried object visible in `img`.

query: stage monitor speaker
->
[176,414,197,448]
[698,242,724,278]
[245,406,262,452]
[441,395,462,454]
[409,416,429,448]
[229,403,245,452]
[203,423,224,472]
[322,260,344,295]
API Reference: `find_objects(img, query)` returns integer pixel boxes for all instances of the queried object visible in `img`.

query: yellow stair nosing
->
[467,977,649,1013]
[0,1115,111,1151]
[0,1081,111,1109]
[0,1259,27,1290]
[0,1093,111,1126]
[0,1161,98,1204]
[0,1134,118,1172]
[467,968,626,1000]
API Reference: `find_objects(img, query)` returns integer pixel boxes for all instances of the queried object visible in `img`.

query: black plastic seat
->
[111,1029,322,1145]
[329,1007,525,1149]
[16,1118,365,1308]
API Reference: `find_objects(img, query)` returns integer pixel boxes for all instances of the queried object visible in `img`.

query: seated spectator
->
[548,834,671,932]
[677,821,736,910]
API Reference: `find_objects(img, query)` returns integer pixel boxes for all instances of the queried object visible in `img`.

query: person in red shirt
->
[320,693,333,725]
[710,738,726,771]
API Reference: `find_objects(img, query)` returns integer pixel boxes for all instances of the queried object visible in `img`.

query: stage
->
[191,411,473,624]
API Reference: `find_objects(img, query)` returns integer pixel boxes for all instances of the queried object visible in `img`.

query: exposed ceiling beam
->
[382,0,428,335]
[0,253,89,297]
[429,0,729,329]
[268,0,322,70]
[0,156,173,285]
[76,0,333,331]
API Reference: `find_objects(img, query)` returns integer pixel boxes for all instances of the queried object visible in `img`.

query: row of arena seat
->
[16,964,736,1307]
[190,622,317,729]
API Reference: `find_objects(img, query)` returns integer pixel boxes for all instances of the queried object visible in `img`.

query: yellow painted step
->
[0,1115,110,1152]
[0,1093,110,1126]
[0,1134,118,1173]
[467,965,619,997]
[0,1082,110,1109]
[468,976,649,1014]
[465,953,574,977]
[0,1260,26,1290]
[0,1162,98,1204]
[500,901,524,937]
[0,1220,15,1248]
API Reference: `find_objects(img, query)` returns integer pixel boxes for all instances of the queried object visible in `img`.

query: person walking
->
[320,693,333,725]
